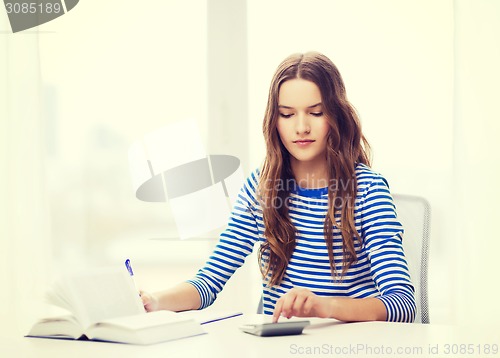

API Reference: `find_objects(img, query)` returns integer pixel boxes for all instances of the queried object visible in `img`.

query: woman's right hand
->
[140,290,159,312]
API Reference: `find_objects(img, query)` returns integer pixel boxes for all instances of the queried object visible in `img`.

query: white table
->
[3,314,499,358]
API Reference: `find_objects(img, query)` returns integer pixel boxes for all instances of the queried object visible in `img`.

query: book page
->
[45,279,74,312]
[27,315,83,339]
[60,267,145,328]
[91,310,186,330]
[86,310,205,345]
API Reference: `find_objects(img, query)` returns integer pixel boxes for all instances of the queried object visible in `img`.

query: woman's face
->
[276,78,330,169]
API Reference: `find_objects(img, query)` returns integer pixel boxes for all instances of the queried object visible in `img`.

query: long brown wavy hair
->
[258,52,371,286]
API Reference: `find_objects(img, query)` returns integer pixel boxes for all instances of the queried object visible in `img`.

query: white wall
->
[454,0,500,325]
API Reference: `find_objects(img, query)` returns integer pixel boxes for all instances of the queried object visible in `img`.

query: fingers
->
[272,288,316,322]
[280,292,298,320]
[272,290,299,322]
[289,294,306,317]
[272,297,284,323]
[139,290,156,312]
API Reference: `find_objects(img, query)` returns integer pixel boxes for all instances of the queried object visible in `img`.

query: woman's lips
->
[293,139,315,147]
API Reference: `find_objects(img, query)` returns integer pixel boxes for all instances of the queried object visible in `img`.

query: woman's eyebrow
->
[278,102,322,109]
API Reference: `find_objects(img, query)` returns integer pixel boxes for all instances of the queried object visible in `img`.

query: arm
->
[141,282,201,312]
[273,288,387,322]
[360,175,416,322]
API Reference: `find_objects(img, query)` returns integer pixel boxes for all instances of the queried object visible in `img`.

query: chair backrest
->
[392,194,431,323]
[256,194,431,324]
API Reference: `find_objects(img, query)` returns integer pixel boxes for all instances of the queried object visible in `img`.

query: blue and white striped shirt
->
[187,163,416,322]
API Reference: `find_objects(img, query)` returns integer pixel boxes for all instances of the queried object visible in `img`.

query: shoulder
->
[354,163,394,209]
[355,163,391,194]
[354,165,402,242]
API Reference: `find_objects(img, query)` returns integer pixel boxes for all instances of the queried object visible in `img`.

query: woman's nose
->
[295,114,311,134]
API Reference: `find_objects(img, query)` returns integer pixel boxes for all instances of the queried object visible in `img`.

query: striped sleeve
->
[360,175,417,323]
[186,170,261,309]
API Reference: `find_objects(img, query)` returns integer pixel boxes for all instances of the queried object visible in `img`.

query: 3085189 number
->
[5,2,62,14]
[443,343,498,355]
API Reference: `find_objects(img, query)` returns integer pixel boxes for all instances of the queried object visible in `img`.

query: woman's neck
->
[291,160,329,189]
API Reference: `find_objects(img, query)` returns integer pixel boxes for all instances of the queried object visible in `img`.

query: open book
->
[26,267,205,345]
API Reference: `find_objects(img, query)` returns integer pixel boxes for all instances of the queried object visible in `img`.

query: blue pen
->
[125,258,134,277]
[125,259,144,306]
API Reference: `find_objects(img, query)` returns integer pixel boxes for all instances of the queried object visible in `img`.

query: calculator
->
[239,320,311,337]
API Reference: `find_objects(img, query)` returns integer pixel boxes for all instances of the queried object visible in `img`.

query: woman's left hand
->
[272,287,334,322]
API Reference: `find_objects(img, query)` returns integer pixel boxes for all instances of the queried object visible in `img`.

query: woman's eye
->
[279,113,293,119]
[310,112,323,117]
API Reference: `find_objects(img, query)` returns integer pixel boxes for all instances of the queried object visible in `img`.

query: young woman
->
[141,52,416,323]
